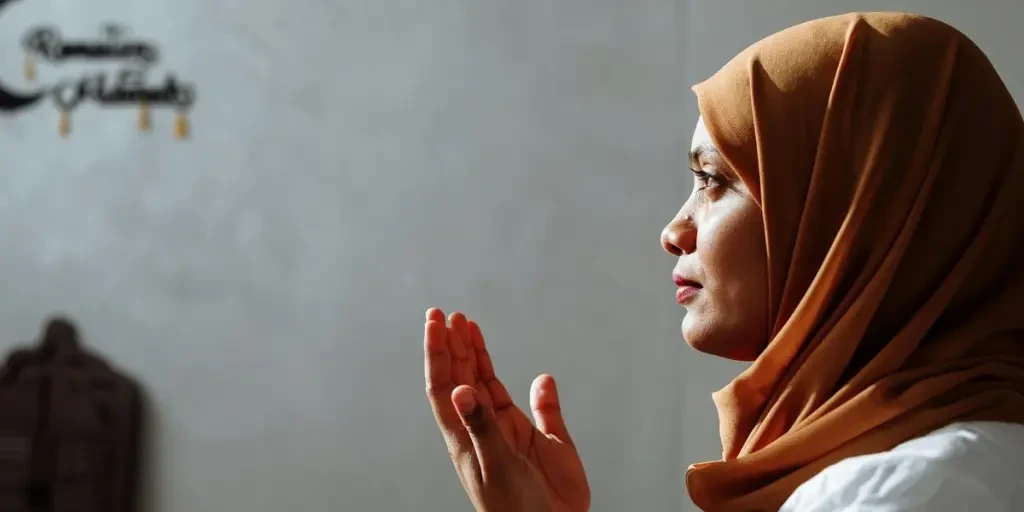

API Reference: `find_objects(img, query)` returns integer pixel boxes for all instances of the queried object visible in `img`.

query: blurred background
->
[0,0,1021,510]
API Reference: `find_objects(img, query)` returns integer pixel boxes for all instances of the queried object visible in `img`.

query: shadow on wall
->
[0,316,152,512]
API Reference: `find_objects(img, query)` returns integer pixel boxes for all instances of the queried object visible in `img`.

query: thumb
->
[452,385,515,476]
[530,374,573,445]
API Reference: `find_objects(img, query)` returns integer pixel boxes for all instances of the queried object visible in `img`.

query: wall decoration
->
[1,0,196,140]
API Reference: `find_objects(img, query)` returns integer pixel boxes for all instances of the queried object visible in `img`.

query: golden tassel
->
[24,53,36,82]
[58,110,70,138]
[138,102,151,131]
[174,111,190,140]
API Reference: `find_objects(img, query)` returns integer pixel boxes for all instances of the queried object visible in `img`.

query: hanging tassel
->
[138,102,151,131]
[173,110,190,140]
[24,53,36,82]
[58,110,70,138]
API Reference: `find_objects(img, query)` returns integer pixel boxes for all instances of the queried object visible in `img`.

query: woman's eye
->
[690,169,722,191]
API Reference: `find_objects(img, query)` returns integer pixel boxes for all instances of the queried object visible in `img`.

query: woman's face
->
[660,116,769,361]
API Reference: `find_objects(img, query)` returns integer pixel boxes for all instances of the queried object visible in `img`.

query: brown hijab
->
[685,12,1024,511]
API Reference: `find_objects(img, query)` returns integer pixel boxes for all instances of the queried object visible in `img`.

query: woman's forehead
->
[691,116,710,151]
[690,116,719,165]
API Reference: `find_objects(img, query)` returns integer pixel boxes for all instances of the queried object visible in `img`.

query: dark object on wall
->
[0,317,143,512]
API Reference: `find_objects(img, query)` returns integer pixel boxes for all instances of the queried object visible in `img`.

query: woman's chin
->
[681,316,761,362]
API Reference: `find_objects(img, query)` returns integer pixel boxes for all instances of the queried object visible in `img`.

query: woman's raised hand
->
[423,308,590,512]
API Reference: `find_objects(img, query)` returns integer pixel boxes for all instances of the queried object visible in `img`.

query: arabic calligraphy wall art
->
[1,0,197,140]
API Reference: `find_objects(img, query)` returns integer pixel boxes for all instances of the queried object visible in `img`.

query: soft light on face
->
[660,116,770,361]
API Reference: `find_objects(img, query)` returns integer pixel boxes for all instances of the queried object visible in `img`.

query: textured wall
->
[1,0,688,510]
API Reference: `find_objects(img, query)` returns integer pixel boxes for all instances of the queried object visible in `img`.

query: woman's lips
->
[676,285,701,304]
[672,273,702,304]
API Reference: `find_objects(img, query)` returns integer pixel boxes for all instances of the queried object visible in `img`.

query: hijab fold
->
[686,12,1024,511]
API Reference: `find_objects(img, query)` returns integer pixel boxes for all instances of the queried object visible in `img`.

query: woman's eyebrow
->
[689,144,718,166]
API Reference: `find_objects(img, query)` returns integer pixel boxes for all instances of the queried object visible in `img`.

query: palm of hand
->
[425,309,590,512]
[472,365,588,511]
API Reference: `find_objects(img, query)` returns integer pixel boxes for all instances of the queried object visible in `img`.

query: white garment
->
[779,421,1024,511]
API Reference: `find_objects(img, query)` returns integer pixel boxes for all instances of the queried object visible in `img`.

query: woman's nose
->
[661,214,696,256]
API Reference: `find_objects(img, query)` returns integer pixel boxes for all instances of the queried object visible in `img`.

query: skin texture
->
[660,116,769,361]
[423,308,590,512]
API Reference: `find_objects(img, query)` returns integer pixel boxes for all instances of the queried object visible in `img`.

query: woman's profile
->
[422,11,1024,511]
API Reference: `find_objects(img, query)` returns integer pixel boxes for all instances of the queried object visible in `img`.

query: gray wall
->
[0,1,1020,511]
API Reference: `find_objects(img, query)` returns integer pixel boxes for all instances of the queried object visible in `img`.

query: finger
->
[468,321,513,409]
[425,307,451,393]
[426,307,446,323]
[461,319,478,383]
[452,385,516,480]
[424,319,452,394]
[530,374,574,446]
[448,312,475,385]
[425,319,473,458]
[468,320,494,378]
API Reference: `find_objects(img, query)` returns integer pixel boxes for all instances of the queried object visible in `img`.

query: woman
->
[423,12,1024,511]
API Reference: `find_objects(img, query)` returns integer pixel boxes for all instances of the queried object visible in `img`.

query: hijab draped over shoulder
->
[686,12,1024,511]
